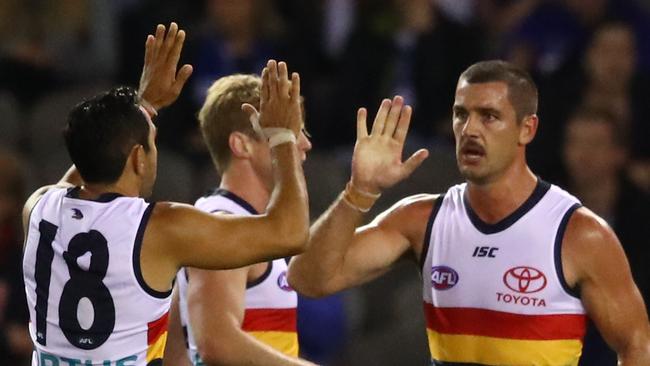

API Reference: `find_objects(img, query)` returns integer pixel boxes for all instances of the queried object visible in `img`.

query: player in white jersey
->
[162,75,315,366]
[22,23,310,366]
[288,60,650,364]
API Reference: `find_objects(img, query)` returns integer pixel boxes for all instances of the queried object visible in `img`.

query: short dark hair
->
[459,60,538,122]
[63,86,150,184]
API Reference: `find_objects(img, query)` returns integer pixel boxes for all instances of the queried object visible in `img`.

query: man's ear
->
[519,114,539,145]
[131,144,146,176]
[229,132,255,160]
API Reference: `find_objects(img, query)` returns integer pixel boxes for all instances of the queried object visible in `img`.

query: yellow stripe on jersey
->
[427,328,582,366]
[248,331,299,357]
[146,332,167,363]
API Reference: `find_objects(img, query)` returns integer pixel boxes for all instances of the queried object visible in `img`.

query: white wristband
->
[268,129,296,148]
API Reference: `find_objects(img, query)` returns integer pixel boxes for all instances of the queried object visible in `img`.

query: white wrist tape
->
[249,114,296,147]
[267,129,296,148]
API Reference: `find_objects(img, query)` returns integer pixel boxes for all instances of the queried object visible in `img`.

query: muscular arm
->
[187,267,316,366]
[162,285,191,366]
[143,61,309,289]
[563,208,650,365]
[289,194,434,297]
[289,96,429,297]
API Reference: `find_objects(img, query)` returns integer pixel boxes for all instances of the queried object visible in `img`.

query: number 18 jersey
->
[23,187,170,366]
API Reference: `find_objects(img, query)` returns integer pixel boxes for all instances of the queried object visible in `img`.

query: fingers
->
[266,60,278,99]
[383,96,404,136]
[168,28,186,68]
[241,103,262,134]
[143,35,154,66]
[289,72,300,102]
[402,149,429,178]
[356,108,368,139]
[172,64,193,95]
[261,66,270,103]
[393,104,412,143]
[152,24,165,60]
[278,61,290,97]
[370,99,391,135]
[161,22,179,58]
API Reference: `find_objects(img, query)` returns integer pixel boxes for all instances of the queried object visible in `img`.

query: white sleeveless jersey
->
[178,189,299,365]
[421,180,587,366]
[23,187,170,366]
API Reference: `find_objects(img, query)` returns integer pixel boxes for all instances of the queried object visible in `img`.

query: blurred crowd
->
[1,0,649,365]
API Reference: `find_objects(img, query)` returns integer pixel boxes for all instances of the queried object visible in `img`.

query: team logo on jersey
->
[71,208,84,219]
[503,266,547,294]
[277,271,293,292]
[431,266,459,290]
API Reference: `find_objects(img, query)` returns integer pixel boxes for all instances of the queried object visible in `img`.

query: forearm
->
[266,143,309,250]
[618,329,650,366]
[289,191,365,297]
[200,329,315,366]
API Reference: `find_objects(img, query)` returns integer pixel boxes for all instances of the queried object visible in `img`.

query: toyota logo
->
[503,266,547,293]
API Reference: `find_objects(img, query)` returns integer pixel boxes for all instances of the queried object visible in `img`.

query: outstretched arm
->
[288,96,430,297]
[563,208,650,365]
[144,60,308,286]
[187,267,316,366]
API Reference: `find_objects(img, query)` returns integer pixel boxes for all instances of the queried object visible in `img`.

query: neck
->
[79,179,139,199]
[219,167,270,214]
[466,163,538,224]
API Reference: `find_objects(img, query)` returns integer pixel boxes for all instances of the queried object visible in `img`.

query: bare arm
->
[142,61,308,290]
[162,285,192,366]
[563,208,650,365]
[187,267,316,366]
[288,96,429,297]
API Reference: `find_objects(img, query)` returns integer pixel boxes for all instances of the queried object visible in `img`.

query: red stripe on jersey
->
[424,303,586,340]
[147,311,169,344]
[242,308,297,332]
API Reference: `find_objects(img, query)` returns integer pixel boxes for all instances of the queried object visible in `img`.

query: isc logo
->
[431,266,459,290]
[472,246,499,258]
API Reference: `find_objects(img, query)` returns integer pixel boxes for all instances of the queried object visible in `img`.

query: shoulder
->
[371,193,442,227]
[564,207,619,251]
[22,184,70,232]
[562,207,626,284]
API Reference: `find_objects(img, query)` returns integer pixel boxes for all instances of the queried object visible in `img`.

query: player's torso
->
[23,187,170,366]
[179,190,298,365]
[422,180,587,366]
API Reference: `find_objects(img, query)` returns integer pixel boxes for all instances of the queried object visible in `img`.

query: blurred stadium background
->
[1,0,649,364]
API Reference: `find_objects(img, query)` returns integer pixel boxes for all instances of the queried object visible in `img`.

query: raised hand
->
[242,60,302,137]
[350,96,429,194]
[138,23,194,114]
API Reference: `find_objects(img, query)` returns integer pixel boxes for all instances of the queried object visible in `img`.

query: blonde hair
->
[198,74,261,174]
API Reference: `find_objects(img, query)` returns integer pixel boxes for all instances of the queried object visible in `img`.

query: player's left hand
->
[350,96,429,194]
[138,22,193,115]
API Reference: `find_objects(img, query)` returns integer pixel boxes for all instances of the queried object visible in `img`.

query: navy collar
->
[463,178,551,234]
[65,187,123,203]
[209,188,259,215]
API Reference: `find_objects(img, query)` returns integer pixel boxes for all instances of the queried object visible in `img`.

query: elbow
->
[287,269,331,299]
[270,213,309,256]
[196,340,235,366]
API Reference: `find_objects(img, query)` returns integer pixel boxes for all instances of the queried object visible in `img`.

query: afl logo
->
[277,271,293,292]
[503,266,547,294]
[431,266,459,290]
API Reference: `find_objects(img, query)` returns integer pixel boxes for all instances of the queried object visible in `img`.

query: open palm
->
[351,96,429,194]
